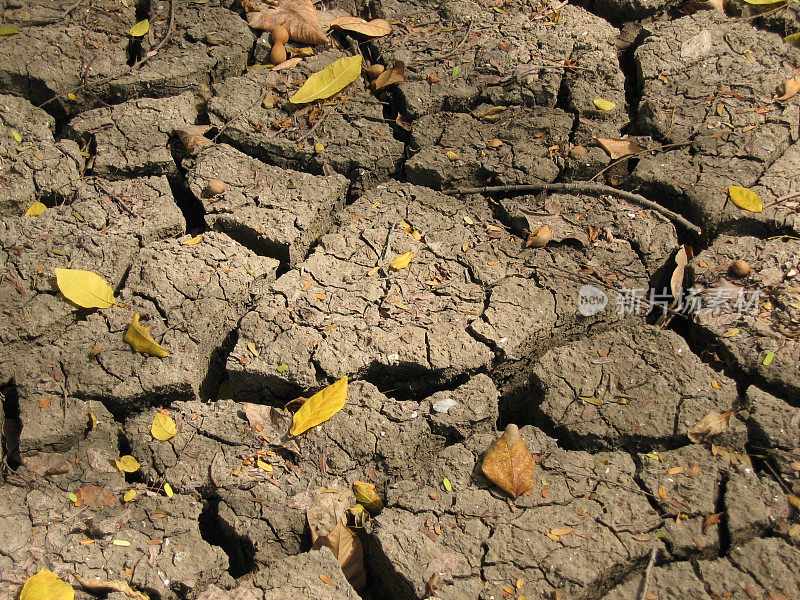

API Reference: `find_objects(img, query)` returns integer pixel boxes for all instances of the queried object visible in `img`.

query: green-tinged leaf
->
[786,32,800,48]
[290,376,347,435]
[655,530,666,538]
[68,492,78,503]
[129,19,149,37]
[763,351,775,366]
[164,482,174,498]
[277,364,289,373]
[24,201,47,217]
[353,481,383,515]
[452,64,460,78]
[115,455,140,473]
[12,129,22,142]
[125,314,170,357]
[593,98,616,111]
[0,26,21,36]
[55,268,115,308]
[290,55,362,104]
[728,186,763,213]
[151,412,177,441]
[112,539,131,546]
[20,567,74,600]
[442,477,452,491]
[579,396,602,406]
[742,0,785,4]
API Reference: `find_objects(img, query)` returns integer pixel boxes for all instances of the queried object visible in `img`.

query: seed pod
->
[271,26,289,45]
[730,259,751,277]
[271,43,287,65]
[526,224,552,248]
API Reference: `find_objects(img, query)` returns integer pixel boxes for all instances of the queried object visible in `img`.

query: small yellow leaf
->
[290,376,347,436]
[723,328,740,338]
[115,455,141,473]
[353,481,384,515]
[181,235,203,246]
[247,341,260,357]
[55,268,115,309]
[257,459,273,471]
[763,351,775,366]
[463,215,474,225]
[290,55,363,104]
[164,482,174,498]
[67,92,77,101]
[446,150,459,161]
[658,485,667,499]
[24,201,47,217]
[129,19,149,37]
[0,26,21,35]
[727,186,763,213]
[389,251,413,270]
[593,98,616,111]
[786,33,800,49]
[68,492,78,503]
[112,539,131,546]
[12,129,22,142]
[314,142,325,154]
[20,567,74,600]
[150,412,177,441]
[125,314,170,358]
[123,489,137,502]
[579,396,602,407]
[711,379,722,390]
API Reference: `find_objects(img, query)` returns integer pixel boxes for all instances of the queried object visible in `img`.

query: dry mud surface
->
[1,1,799,599]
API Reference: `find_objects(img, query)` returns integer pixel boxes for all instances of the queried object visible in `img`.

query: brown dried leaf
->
[74,574,150,600]
[670,245,693,300]
[311,521,366,590]
[75,485,118,508]
[330,16,392,37]
[372,60,405,91]
[175,126,213,155]
[596,137,643,160]
[247,0,327,45]
[481,424,537,498]
[688,409,733,443]
[702,512,722,534]
[775,76,800,102]
[272,56,303,70]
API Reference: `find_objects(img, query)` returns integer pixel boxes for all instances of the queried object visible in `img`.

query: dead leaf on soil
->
[481,423,537,498]
[389,251,413,270]
[728,186,763,213]
[596,137,643,160]
[775,76,800,102]
[311,521,366,590]
[175,126,213,155]
[74,574,149,600]
[372,60,405,91]
[55,268,115,309]
[20,568,74,600]
[670,245,693,300]
[289,375,347,436]
[273,56,303,70]
[247,0,327,45]
[688,409,734,443]
[307,486,355,543]
[290,55,362,104]
[702,512,722,534]
[353,481,383,515]
[150,412,177,441]
[330,16,392,38]
[125,314,170,358]
[75,485,118,508]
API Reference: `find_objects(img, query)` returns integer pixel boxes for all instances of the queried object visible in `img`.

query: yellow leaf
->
[67,92,77,101]
[314,142,325,153]
[115,455,141,473]
[123,489,137,502]
[129,19,149,37]
[164,482,174,498]
[150,412,177,441]
[290,55,362,104]
[593,98,616,111]
[290,376,348,436]
[181,235,203,246]
[788,493,800,510]
[0,26,21,35]
[125,314,170,358]
[786,33,800,49]
[20,567,74,600]
[24,201,47,217]
[55,268,115,309]
[389,251,413,270]
[727,186,763,213]
[353,481,384,515]
[723,327,740,337]
[257,459,273,471]
[481,424,537,498]
[446,150,459,161]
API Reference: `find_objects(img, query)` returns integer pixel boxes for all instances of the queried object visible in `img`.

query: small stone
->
[205,179,228,197]
[730,259,751,277]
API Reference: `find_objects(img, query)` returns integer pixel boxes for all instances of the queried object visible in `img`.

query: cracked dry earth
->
[1,0,800,599]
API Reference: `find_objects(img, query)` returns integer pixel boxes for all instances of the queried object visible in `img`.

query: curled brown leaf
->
[247,0,327,45]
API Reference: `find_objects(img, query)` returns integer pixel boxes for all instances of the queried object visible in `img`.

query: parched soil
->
[1,1,799,599]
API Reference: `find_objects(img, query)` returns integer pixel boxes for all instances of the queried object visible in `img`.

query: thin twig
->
[443,182,703,236]
[762,190,800,209]
[21,0,86,26]
[637,547,659,600]
[297,105,332,142]
[212,90,268,142]
[38,0,176,109]
[589,141,692,182]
